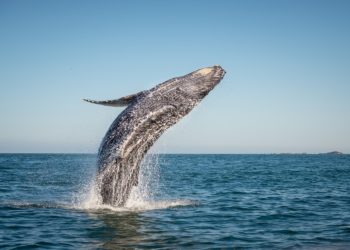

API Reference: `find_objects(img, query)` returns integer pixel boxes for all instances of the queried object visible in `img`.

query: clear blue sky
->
[1,0,349,153]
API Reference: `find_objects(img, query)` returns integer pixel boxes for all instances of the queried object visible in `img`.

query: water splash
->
[125,154,160,207]
[76,154,197,211]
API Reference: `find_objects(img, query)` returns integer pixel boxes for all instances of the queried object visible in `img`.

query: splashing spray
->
[79,154,160,210]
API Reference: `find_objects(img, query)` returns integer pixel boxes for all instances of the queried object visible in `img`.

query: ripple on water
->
[1,154,350,249]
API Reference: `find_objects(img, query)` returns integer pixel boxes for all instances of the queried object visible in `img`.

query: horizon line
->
[0,152,348,155]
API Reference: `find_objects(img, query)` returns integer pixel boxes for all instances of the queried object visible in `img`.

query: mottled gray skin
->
[90,66,225,206]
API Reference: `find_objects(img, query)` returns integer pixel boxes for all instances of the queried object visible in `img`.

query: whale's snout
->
[185,65,225,98]
[212,65,226,80]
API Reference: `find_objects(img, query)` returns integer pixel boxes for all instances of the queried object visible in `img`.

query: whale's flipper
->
[83,91,144,107]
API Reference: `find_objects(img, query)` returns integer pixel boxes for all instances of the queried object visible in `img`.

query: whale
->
[84,65,226,206]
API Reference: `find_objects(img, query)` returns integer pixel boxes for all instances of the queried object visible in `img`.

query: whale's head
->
[146,65,226,112]
[181,65,226,100]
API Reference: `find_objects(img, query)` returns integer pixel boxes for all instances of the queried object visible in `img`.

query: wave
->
[1,198,198,212]
[0,201,70,209]
[77,198,198,212]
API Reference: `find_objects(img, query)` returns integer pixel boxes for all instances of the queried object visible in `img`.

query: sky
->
[0,0,349,154]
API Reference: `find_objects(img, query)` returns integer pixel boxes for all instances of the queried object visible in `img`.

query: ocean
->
[0,154,349,249]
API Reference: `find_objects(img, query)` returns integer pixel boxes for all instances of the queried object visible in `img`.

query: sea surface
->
[0,154,350,249]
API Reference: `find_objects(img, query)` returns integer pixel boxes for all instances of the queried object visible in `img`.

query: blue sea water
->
[0,154,350,249]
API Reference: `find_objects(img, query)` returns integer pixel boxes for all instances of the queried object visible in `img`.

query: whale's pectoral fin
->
[83,91,144,107]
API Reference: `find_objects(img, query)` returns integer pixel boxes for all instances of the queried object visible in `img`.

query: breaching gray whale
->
[84,65,226,206]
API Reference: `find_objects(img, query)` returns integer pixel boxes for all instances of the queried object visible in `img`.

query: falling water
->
[125,154,160,207]
[76,153,195,211]
[78,153,160,210]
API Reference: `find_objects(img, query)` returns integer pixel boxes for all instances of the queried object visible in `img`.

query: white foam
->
[75,182,197,212]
